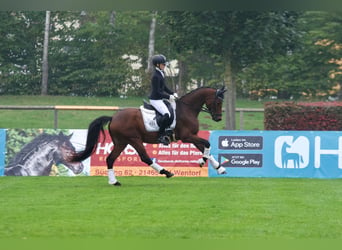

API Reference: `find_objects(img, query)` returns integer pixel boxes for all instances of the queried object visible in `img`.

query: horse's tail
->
[70,116,112,162]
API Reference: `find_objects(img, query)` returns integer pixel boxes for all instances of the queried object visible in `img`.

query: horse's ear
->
[58,131,73,139]
[217,86,226,99]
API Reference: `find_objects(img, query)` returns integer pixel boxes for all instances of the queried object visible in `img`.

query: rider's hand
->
[169,95,176,102]
[173,93,179,99]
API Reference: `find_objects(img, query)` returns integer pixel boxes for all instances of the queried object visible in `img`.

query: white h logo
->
[314,136,342,169]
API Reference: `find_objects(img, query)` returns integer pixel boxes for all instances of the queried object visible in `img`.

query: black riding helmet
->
[152,54,167,67]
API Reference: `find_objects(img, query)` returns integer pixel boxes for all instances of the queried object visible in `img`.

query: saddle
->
[140,100,176,132]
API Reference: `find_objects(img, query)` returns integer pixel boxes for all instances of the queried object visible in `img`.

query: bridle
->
[203,91,224,121]
[176,88,225,121]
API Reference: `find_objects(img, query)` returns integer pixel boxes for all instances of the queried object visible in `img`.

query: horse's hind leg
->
[129,139,174,178]
[107,143,127,186]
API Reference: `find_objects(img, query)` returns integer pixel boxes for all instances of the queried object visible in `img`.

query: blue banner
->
[0,129,6,176]
[209,130,342,178]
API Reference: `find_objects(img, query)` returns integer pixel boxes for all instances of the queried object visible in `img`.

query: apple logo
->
[221,138,229,147]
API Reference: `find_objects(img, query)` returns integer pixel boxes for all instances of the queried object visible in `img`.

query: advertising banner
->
[209,130,342,178]
[1,128,208,177]
[90,130,209,177]
[3,128,342,178]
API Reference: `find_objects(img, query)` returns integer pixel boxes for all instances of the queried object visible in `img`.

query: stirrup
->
[158,135,171,145]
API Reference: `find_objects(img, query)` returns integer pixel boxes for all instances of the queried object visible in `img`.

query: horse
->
[281,142,304,168]
[5,132,84,176]
[70,86,227,186]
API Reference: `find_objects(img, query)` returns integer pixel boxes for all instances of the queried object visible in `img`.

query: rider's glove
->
[173,93,179,99]
[169,94,176,102]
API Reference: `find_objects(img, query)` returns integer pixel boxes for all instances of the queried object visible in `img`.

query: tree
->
[146,11,157,75]
[306,11,342,99]
[238,11,342,100]
[41,10,50,95]
[163,11,301,129]
[0,11,45,95]
[48,11,132,96]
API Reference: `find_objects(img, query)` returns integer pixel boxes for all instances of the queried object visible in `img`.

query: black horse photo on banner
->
[5,129,85,176]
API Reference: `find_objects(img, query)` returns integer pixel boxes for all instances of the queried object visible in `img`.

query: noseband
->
[199,89,224,120]
[202,96,222,120]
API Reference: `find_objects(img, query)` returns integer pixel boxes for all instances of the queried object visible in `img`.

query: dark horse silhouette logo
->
[5,132,84,176]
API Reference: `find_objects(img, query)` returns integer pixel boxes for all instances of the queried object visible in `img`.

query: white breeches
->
[150,99,175,117]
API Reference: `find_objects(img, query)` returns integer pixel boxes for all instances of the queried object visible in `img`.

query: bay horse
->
[70,87,227,185]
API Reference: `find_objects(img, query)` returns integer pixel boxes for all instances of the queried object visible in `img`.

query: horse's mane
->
[7,133,61,166]
[179,87,216,99]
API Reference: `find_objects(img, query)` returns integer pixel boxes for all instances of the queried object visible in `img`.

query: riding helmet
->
[152,54,167,66]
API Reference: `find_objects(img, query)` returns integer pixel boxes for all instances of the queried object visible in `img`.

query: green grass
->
[0,176,341,239]
[0,95,264,130]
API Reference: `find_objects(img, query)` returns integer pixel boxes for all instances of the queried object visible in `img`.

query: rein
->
[176,98,211,114]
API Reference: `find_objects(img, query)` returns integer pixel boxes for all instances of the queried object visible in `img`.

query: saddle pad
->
[140,106,176,132]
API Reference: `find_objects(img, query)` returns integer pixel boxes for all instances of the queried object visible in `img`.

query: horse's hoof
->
[217,166,227,175]
[166,172,174,178]
[160,169,174,178]
[198,158,206,167]
[112,181,122,186]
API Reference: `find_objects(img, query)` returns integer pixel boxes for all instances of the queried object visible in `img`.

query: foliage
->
[238,11,342,99]
[0,11,341,99]
[0,11,153,97]
[161,11,303,129]
[49,11,132,96]
[0,11,45,95]
[162,11,301,71]
[264,101,342,130]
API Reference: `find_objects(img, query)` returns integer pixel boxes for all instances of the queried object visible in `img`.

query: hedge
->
[264,101,342,130]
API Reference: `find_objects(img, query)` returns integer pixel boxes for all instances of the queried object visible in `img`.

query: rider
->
[149,54,178,145]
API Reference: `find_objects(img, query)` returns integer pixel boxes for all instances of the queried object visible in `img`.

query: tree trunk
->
[177,59,187,95]
[146,11,157,75]
[337,83,342,100]
[41,10,50,96]
[109,11,116,27]
[224,51,236,130]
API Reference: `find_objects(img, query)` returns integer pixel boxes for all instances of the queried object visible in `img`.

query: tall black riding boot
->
[158,114,171,145]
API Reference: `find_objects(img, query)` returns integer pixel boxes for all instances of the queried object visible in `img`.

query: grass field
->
[1,176,341,239]
[0,95,264,130]
[2,95,340,243]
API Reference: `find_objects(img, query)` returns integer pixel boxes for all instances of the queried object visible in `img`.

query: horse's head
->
[55,132,84,175]
[205,86,226,122]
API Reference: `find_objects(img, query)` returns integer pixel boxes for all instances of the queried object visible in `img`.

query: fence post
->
[239,110,244,130]
[54,109,58,129]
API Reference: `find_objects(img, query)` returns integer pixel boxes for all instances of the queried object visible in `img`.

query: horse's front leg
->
[200,146,227,175]
[129,139,174,178]
[183,135,226,175]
